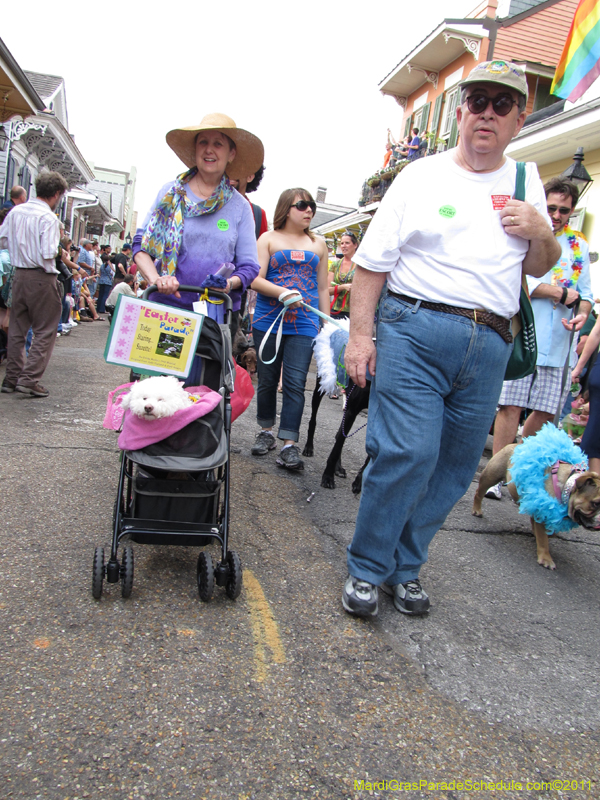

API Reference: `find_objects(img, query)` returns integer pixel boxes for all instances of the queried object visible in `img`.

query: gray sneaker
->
[1,379,16,394]
[342,576,378,617]
[381,578,430,615]
[276,445,304,470]
[485,481,502,500]
[251,430,277,456]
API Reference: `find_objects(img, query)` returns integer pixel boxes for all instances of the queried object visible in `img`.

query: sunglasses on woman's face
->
[291,200,316,214]
[465,92,518,116]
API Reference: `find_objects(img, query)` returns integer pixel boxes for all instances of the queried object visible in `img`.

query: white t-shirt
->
[354,151,548,319]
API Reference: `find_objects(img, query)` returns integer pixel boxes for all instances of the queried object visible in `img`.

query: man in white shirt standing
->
[341,61,561,619]
[0,171,68,397]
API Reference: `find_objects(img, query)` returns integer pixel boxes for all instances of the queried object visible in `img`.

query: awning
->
[378,20,490,106]
[0,36,44,120]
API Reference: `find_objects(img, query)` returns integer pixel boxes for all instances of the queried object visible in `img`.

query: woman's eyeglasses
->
[547,205,572,216]
[291,200,316,214]
[465,93,518,116]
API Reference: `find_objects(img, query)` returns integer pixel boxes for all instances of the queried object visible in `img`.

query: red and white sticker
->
[290,250,305,261]
[491,195,511,210]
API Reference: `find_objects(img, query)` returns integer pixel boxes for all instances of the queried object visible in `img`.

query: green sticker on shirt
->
[439,205,456,218]
[217,219,229,231]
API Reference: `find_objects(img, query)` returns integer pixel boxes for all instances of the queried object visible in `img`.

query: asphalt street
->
[1,321,599,800]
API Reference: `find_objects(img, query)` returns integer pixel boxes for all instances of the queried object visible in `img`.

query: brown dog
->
[473,443,600,570]
[237,346,257,377]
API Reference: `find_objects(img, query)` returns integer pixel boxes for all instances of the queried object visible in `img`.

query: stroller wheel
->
[120,547,134,598]
[197,552,214,602]
[92,547,104,600]
[225,551,243,600]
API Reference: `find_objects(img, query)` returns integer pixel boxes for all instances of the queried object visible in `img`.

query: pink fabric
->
[104,385,222,451]
[103,382,135,431]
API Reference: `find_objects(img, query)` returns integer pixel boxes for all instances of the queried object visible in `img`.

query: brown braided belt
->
[388,291,513,344]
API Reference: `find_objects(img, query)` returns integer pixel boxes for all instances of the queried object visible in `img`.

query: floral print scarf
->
[141,168,233,276]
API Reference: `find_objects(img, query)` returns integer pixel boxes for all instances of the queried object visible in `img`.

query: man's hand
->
[500,200,549,240]
[562,312,587,332]
[345,333,376,388]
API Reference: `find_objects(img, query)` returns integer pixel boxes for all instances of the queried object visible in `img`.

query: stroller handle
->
[142,285,234,315]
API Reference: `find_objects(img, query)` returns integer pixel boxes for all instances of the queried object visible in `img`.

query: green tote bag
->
[504,161,537,381]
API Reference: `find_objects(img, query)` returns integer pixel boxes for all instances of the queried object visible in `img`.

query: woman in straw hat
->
[132,113,264,338]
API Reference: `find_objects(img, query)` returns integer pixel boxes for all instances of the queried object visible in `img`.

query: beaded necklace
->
[552,225,583,288]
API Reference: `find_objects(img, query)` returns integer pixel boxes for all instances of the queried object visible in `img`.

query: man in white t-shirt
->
[342,60,560,619]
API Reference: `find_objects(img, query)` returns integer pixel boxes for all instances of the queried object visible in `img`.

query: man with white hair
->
[0,171,68,397]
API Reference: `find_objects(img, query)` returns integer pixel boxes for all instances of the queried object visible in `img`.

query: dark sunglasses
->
[466,93,518,116]
[291,200,316,214]
[547,205,572,216]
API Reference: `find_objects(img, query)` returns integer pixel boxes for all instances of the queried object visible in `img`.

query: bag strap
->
[515,161,526,202]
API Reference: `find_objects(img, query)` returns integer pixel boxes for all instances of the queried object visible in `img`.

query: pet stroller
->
[93,286,242,602]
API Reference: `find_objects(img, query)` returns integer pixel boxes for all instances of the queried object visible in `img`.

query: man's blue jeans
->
[347,294,511,586]
[253,327,314,441]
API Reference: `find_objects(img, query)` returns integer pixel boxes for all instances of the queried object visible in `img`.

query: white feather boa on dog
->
[313,319,350,396]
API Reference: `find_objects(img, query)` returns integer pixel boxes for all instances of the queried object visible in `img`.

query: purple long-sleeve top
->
[133,181,260,312]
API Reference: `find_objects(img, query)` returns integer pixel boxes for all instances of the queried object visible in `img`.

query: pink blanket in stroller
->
[103,383,222,450]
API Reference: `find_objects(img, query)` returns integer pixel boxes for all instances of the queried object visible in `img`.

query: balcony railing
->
[358,136,445,207]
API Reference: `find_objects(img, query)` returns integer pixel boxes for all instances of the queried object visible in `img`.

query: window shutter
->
[403,116,412,138]
[430,94,443,136]
[448,115,459,148]
[420,101,431,133]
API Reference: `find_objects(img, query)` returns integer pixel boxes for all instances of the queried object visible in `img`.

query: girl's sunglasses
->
[466,93,518,116]
[291,200,316,214]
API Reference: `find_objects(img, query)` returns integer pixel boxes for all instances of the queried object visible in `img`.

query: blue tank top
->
[253,249,321,337]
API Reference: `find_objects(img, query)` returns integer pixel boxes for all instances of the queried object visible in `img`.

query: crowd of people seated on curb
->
[0,186,140,370]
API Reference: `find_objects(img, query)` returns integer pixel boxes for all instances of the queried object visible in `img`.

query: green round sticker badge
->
[439,205,456,219]
[217,219,229,231]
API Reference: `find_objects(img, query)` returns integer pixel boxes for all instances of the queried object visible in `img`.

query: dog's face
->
[122,376,190,420]
[238,347,257,376]
[569,472,600,530]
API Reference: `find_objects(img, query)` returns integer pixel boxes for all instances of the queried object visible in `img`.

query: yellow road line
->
[243,569,286,682]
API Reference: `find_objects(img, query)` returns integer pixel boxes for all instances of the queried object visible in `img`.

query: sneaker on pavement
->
[342,576,378,617]
[1,379,16,394]
[251,430,277,456]
[381,578,430,615]
[15,382,49,397]
[485,481,502,500]
[276,444,304,470]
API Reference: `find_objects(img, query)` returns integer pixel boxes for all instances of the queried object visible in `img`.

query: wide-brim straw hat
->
[166,113,264,181]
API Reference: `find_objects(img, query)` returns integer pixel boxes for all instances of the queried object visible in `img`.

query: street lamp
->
[560,147,593,201]
[125,232,132,245]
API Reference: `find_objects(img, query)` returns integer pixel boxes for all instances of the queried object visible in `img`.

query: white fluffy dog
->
[121,375,192,420]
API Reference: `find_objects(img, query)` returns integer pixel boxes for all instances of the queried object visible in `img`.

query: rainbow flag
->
[551,0,600,102]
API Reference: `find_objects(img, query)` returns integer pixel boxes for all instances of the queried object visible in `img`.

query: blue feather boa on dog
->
[509,423,588,534]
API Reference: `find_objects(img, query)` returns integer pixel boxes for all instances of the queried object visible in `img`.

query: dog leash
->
[341,383,369,439]
[258,290,348,365]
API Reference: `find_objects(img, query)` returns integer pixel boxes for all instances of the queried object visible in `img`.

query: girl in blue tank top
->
[250,188,330,471]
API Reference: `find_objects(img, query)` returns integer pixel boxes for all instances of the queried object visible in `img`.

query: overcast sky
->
[3,0,477,224]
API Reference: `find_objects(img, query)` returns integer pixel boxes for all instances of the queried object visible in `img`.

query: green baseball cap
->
[460,60,528,102]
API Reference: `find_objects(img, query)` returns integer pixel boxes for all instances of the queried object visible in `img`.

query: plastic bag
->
[230,364,254,422]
